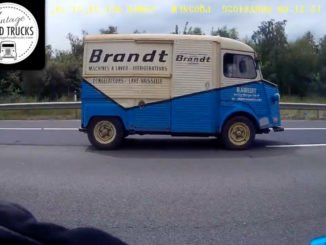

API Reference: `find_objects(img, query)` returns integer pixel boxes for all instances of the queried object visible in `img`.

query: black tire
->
[221,116,255,150]
[87,117,125,150]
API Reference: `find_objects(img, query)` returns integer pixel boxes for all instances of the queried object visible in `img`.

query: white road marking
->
[0,128,42,131]
[43,128,78,131]
[0,128,78,131]
[285,128,326,130]
[267,144,326,148]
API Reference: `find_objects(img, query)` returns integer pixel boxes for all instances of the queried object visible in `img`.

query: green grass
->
[281,110,326,120]
[0,109,81,120]
[0,96,74,104]
[281,95,326,104]
[280,96,326,119]
[0,96,79,120]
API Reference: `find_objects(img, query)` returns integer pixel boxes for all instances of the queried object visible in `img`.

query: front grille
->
[5,49,11,55]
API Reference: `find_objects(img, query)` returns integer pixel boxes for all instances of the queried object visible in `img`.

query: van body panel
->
[81,34,282,146]
[82,79,280,134]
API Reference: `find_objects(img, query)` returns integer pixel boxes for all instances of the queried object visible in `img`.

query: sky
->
[46,0,325,51]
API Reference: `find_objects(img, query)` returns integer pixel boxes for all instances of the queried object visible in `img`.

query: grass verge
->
[0,109,81,120]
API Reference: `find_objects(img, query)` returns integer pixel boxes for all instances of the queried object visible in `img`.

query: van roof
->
[84,34,254,53]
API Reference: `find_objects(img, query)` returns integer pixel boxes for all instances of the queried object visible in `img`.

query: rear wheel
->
[87,118,124,150]
[222,116,255,150]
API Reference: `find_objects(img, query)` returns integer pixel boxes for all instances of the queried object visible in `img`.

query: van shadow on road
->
[86,138,295,159]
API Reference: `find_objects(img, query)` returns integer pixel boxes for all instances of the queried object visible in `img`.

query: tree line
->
[0,19,325,101]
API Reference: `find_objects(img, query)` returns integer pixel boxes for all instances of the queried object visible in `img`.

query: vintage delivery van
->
[79,34,283,149]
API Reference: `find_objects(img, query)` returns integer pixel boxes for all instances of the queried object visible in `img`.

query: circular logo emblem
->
[0,2,39,65]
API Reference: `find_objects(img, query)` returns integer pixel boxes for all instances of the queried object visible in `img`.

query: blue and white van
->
[79,34,283,149]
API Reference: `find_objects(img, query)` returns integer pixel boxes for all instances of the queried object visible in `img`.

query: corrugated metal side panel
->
[83,42,173,77]
[86,77,170,108]
[82,81,170,131]
[114,98,163,108]
[218,81,275,129]
[128,102,170,131]
[82,80,106,101]
[96,82,170,99]
[264,83,281,127]
[171,91,218,133]
[220,81,268,117]
[81,81,127,128]
[172,40,216,97]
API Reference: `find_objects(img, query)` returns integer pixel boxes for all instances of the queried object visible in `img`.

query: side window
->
[223,53,257,79]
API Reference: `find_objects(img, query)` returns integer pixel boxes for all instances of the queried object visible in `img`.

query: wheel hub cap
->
[228,123,250,146]
[94,121,116,144]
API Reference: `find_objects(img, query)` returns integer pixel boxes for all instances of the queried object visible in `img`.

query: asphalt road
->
[0,120,326,245]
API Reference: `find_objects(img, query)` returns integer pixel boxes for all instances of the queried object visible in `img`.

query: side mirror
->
[254,58,261,70]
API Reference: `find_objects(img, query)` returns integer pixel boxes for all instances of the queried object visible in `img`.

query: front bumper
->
[79,128,87,133]
[273,126,284,132]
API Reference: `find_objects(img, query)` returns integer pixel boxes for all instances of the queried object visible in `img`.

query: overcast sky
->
[47,0,325,50]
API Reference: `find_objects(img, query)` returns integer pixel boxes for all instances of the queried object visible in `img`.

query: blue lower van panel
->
[171,91,218,133]
[81,80,281,134]
[81,82,126,128]
[128,103,170,131]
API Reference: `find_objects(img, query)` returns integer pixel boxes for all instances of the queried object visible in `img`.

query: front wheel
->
[221,116,255,150]
[87,118,124,150]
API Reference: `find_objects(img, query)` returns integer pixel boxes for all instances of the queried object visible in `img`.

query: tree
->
[99,26,118,34]
[45,45,53,60]
[21,31,86,100]
[21,70,45,98]
[133,29,146,34]
[251,19,288,93]
[185,27,202,35]
[173,22,203,35]
[252,19,288,61]
[183,22,189,34]
[0,71,22,97]
[314,35,326,95]
[211,26,239,39]
[172,25,179,34]
[285,33,318,96]
[66,31,86,62]
[242,36,255,48]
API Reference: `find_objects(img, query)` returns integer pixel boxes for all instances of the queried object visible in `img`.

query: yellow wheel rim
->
[228,122,250,146]
[94,121,116,144]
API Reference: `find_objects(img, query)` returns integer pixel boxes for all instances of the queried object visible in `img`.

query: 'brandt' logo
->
[89,49,169,63]
[0,2,39,65]
[176,54,211,64]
